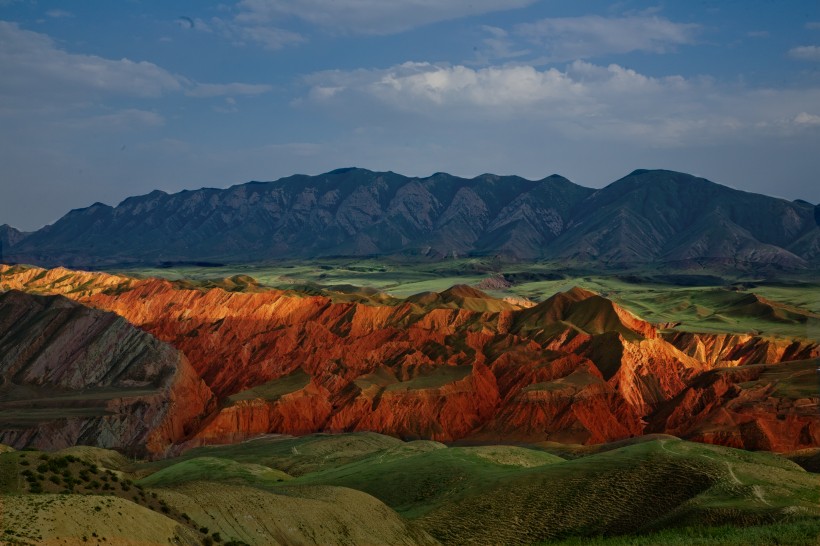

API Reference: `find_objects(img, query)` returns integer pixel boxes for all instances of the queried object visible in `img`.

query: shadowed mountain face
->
[0,290,215,457]
[551,170,818,268]
[0,224,27,263]
[4,168,818,268]
[3,265,818,453]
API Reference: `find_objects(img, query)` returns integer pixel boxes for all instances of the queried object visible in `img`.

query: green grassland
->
[549,521,820,546]
[2,433,820,544]
[115,258,820,340]
[139,434,820,544]
[138,456,292,488]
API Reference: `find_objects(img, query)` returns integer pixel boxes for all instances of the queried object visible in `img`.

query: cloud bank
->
[235,0,537,34]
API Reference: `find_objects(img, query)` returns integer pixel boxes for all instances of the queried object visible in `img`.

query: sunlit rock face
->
[2,264,818,453]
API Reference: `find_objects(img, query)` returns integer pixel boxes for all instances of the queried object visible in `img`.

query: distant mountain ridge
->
[3,168,818,268]
[0,224,27,262]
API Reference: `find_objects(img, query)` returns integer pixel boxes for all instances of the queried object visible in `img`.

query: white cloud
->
[806,22,820,30]
[231,23,304,49]
[788,45,820,62]
[794,112,820,126]
[516,15,700,61]
[66,109,165,131]
[0,21,183,101]
[477,25,530,61]
[176,17,212,32]
[307,61,685,112]
[235,0,537,34]
[302,60,820,146]
[45,9,73,19]
[0,21,272,109]
[186,82,272,98]
[208,16,304,50]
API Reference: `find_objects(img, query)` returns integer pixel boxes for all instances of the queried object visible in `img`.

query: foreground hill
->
[0,441,435,545]
[4,168,818,267]
[2,265,817,453]
[2,433,818,545]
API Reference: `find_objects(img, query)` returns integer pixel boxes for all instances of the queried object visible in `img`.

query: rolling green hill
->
[3,433,819,544]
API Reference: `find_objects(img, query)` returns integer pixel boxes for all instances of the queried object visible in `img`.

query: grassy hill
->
[2,432,819,544]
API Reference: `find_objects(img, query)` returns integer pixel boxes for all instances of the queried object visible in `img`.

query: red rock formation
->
[2,264,818,453]
[665,331,818,367]
[648,359,820,452]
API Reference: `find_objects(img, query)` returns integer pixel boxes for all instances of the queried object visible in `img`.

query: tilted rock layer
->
[0,289,215,457]
[1,265,818,453]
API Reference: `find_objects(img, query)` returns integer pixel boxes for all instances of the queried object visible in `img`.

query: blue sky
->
[1,0,819,230]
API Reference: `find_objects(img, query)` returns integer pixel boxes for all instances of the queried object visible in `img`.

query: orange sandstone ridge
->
[1,264,818,455]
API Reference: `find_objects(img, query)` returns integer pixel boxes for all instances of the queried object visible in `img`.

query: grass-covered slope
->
[288,442,565,519]
[137,433,820,545]
[267,437,820,544]
[138,456,292,488]
[2,433,819,545]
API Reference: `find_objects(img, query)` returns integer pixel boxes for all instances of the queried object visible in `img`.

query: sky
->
[1,1,819,231]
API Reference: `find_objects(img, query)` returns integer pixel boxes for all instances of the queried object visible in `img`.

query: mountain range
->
[3,168,819,268]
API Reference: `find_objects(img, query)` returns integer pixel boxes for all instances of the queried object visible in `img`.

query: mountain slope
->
[5,168,817,267]
[4,168,593,266]
[0,224,26,262]
[0,290,215,457]
[548,169,816,267]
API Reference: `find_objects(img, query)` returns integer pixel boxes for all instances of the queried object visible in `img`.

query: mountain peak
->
[4,168,817,269]
[440,284,492,300]
[328,167,366,175]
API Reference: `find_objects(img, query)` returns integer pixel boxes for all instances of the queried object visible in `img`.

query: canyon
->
[1,264,817,457]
